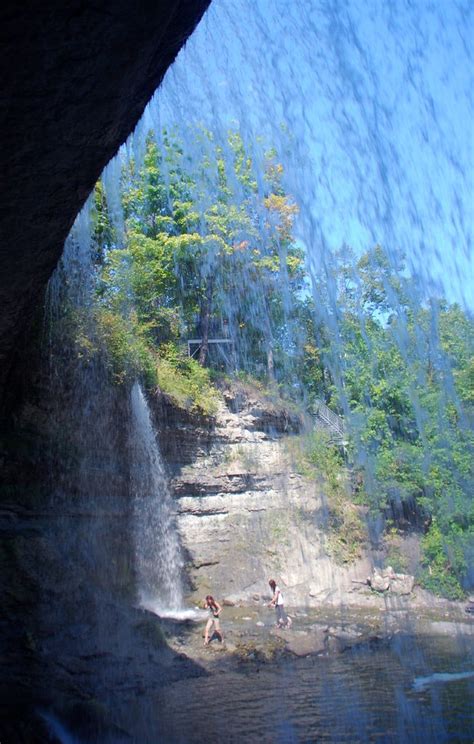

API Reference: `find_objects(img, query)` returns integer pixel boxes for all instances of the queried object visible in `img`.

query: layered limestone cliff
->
[152,383,373,607]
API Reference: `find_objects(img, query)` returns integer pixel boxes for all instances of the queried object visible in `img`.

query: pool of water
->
[149,634,473,743]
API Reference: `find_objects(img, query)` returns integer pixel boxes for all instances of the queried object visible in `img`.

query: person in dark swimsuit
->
[203,595,223,645]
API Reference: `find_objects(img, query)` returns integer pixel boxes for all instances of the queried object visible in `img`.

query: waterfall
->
[130,381,184,615]
[13,1,471,740]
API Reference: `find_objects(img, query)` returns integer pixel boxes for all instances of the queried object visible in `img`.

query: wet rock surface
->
[3,379,468,741]
[283,629,327,657]
[162,604,473,672]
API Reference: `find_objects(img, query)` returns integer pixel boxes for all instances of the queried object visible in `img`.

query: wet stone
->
[285,630,327,657]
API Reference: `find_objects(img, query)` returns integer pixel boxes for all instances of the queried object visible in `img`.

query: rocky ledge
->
[160,604,474,670]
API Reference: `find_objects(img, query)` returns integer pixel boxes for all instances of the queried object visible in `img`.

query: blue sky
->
[132,0,473,310]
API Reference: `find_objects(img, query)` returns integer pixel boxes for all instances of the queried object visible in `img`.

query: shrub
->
[288,431,367,564]
[419,520,465,600]
[95,309,157,386]
[156,344,220,416]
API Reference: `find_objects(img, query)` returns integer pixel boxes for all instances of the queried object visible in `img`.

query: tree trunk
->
[267,345,275,381]
[198,279,213,366]
[264,308,275,381]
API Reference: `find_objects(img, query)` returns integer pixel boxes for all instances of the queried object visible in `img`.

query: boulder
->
[367,568,415,594]
[370,572,390,592]
[390,573,415,595]
[284,629,327,657]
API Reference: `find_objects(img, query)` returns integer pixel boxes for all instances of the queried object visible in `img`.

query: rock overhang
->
[0,0,210,411]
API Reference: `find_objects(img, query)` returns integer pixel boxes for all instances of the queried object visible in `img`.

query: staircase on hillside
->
[312,398,347,446]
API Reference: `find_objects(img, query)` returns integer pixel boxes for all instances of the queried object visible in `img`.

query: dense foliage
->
[94,132,304,390]
[309,246,474,597]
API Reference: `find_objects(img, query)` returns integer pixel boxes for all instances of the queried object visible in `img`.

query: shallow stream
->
[150,632,473,743]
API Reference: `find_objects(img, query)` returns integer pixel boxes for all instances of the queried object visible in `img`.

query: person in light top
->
[268,579,292,629]
[203,595,223,645]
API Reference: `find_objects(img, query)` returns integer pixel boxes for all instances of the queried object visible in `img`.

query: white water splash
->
[130,381,184,613]
[413,670,474,692]
[140,599,205,622]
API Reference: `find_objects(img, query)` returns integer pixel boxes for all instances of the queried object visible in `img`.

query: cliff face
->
[0,0,210,409]
[152,383,373,607]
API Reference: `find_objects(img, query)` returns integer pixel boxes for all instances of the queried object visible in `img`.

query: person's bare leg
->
[204,618,212,645]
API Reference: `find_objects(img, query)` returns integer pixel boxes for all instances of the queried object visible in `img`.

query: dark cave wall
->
[0,6,213,738]
[0,0,210,411]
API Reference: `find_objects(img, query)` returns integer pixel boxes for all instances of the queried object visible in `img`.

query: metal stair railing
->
[313,398,346,439]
